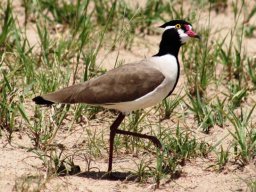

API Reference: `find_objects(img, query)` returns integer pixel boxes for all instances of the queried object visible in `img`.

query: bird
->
[33,19,200,173]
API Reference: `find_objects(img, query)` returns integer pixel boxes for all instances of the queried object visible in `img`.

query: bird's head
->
[160,20,200,45]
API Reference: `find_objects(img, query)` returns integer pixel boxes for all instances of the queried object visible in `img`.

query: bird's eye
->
[175,24,181,29]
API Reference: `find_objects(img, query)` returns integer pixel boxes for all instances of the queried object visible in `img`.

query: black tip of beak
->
[195,34,201,40]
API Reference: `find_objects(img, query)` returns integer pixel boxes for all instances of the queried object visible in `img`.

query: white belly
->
[103,54,179,113]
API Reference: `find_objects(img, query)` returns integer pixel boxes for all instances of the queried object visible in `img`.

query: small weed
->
[185,92,214,133]
[133,158,152,183]
[246,57,256,88]
[228,84,247,109]
[215,146,229,171]
[0,0,15,48]
[158,125,210,176]
[160,94,184,120]
[38,0,78,24]
[84,126,105,158]
[227,105,256,165]
[0,72,19,143]
[211,97,227,127]
[31,143,81,176]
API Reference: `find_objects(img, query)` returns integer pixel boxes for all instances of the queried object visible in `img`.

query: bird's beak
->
[186,29,201,40]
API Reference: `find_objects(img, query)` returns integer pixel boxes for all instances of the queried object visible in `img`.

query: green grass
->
[247,179,256,192]
[1,0,256,189]
[227,105,256,165]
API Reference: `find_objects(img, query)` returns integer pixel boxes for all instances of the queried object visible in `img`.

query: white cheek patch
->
[164,26,175,31]
[177,28,189,44]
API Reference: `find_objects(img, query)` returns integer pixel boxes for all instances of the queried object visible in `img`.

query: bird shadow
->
[76,171,138,181]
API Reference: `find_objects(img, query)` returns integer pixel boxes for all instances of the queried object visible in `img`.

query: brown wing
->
[38,63,165,105]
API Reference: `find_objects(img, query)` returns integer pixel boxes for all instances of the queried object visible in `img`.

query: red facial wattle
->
[185,24,200,39]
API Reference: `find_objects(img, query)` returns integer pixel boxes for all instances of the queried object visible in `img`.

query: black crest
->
[159,20,191,28]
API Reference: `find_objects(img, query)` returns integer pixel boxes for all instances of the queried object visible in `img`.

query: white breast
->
[103,54,179,113]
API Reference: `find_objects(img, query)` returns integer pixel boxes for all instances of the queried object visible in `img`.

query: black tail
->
[32,96,54,106]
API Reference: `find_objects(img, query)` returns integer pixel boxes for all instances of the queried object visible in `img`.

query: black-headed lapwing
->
[33,20,200,172]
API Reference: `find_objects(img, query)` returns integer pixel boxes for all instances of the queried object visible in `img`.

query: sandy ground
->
[1,0,256,192]
[1,133,256,192]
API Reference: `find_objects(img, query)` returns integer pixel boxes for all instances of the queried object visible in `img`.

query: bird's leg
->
[107,113,162,173]
[108,113,125,172]
[115,129,162,149]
